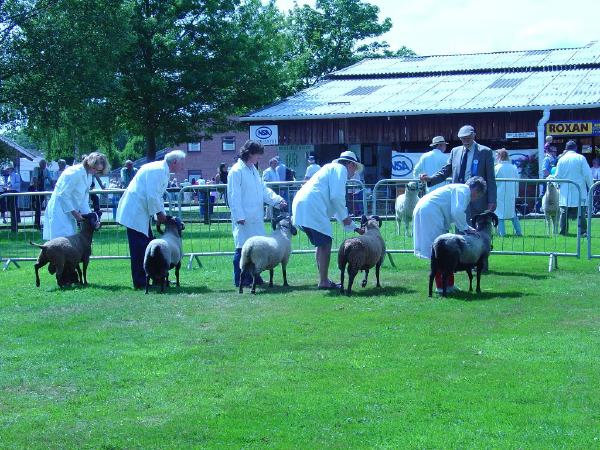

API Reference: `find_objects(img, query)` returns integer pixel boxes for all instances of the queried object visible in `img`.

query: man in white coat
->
[304,155,321,181]
[413,176,486,293]
[116,150,186,289]
[292,150,362,289]
[228,140,287,287]
[551,140,593,237]
[494,149,522,237]
[43,152,109,240]
[413,136,450,192]
[262,158,280,183]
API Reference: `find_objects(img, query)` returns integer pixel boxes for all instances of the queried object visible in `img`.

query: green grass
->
[1,250,599,448]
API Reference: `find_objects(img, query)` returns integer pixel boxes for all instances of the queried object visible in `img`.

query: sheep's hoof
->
[269,282,273,288]
[361,280,367,288]
[251,289,256,295]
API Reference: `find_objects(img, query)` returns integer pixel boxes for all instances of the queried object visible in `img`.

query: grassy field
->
[1,245,599,448]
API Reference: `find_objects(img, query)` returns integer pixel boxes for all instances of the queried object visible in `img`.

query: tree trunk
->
[145,127,156,161]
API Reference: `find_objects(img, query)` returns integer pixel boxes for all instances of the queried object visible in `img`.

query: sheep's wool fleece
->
[43,164,91,240]
[227,159,283,248]
[412,183,471,259]
[553,151,594,207]
[494,161,519,219]
[412,149,449,193]
[292,162,349,238]
[116,160,169,236]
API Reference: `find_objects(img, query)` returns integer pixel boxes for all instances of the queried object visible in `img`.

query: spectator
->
[262,157,280,183]
[292,150,363,289]
[43,152,110,240]
[421,125,497,220]
[414,136,451,192]
[107,177,122,221]
[56,159,68,179]
[551,140,593,237]
[413,177,486,293]
[116,150,186,289]
[304,155,321,181]
[592,158,600,214]
[31,159,54,229]
[120,160,138,188]
[3,162,21,232]
[215,163,228,185]
[275,157,287,182]
[494,149,522,237]
[0,166,8,223]
[536,141,559,212]
[227,140,286,287]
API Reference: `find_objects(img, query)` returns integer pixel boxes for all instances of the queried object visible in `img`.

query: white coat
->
[413,149,450,192]
[262,167,280,183]
[412,184,471,259]
[227,159,283,248]
[304,163,321,180]
[494,161,520,219]
[292,162,349,237]
[43,164,91,240]
[116,160,169,236]
[553,151,593,207]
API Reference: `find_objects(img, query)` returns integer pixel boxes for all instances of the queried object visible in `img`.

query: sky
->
[274,0,600,56]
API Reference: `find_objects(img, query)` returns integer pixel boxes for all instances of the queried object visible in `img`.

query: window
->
[187,142,201,152]
[222,136,235,151]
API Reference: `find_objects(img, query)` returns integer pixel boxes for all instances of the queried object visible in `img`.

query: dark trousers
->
[6,191,20,232]
[127,226,153,288]
[559,206,587,235]
[32,193,45,227]
[233,248,262,287]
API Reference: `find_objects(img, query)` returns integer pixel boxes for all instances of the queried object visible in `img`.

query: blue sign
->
[392,153,414,178]
[255,126,272,139]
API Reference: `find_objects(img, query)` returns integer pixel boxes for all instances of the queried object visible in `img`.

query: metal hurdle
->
[587,181,600,260]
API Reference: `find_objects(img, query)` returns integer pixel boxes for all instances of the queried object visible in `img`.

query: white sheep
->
[541,181,559,236]
[143,216,185,293]
[429,211,498,298]
[338,215,386,296]
[239,214,297,294]
[30,212,102,288]
[395,182,419,236]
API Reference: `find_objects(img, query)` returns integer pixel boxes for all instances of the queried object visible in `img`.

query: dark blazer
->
[428,141,497,217]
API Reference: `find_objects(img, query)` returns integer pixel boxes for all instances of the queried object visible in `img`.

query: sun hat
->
[430,136,449,147]
[457,125,475,138]
[336,150,364,172]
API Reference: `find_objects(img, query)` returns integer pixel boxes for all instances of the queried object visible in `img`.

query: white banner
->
[250,125,278,145]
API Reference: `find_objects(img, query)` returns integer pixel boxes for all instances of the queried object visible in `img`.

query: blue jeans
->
[497,217,522,236]
[233,248,263,286]
[127,226,153,288]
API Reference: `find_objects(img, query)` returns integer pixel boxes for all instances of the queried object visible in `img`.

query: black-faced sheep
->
[338,215,386,296]
[541,181,559,236]
[429,211,498,298]
[144,216,185,293]
[239,214,297,294]
[30,212,102,288]
[395,182,419,236]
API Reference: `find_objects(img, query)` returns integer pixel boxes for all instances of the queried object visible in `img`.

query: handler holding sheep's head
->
[43,152,110,241]
[292,150,363,290]
[227,140,287,287]
[116,150,186,290]
[412,176,486,294]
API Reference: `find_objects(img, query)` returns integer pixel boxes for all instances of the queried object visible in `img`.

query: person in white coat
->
[304,155,321,181]
[551,140,593,237]
[413,136,450,192]
[262,158,280,183]
[43,152,109,240]
[228,140,287,287]
[494,149,522,237]
[292,150,362,289]
[116,150,186,289]
[412,177,486,293]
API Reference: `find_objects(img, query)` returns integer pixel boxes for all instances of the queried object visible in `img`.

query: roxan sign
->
[546,121,600,136]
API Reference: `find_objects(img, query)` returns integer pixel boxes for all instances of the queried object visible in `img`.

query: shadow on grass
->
[445,290,528,302]
[322,285,416,298]
[92,283,213,295]
[488,270,549,280]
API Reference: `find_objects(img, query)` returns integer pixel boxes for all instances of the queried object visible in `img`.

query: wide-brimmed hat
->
[336,150,364,172]
[458,125,475,138]
[430,136,449,147]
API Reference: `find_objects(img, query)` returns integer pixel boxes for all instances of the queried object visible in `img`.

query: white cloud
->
[274,0,600,55]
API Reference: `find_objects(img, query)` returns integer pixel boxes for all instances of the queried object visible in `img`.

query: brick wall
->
[168,131,279,183]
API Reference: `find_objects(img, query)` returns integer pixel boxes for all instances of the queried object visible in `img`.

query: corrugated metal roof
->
[243,42,600,121]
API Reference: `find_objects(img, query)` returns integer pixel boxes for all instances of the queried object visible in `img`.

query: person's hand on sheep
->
[419,173,431,183]
[71,211,83,222]
[156,212,167,224]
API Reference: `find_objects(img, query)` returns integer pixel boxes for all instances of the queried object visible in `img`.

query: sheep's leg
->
[347,268,358,297]
[175,262,181,287]
[441,271,449,297]
[75,264,83,284]
[395,217,400,235]
[466,268,473,292]
[281,263,289,287]
[145,275,150,294]
[475,262,483,293]
[251,272,257,295]
[339,262,346,294]
[375,263,382,288]
[269,268,274,287]
[56,264,65,288]
[34,258,47,288]
[429,258,437,297]
[82,259,89,285]
[361,270,369,288]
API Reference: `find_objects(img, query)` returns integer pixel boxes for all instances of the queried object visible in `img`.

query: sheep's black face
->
[275,216,297,236]
[471,211,499,230]
[81,212,102,231]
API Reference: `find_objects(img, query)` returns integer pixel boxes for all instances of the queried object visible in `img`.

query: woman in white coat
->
[43,152,109,240]
[412,177,486,293]
[494,149,522,237]
[116,150,186,289]
[227,140,286,287]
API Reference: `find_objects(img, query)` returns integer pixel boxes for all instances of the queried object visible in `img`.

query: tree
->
[286,0,402,86]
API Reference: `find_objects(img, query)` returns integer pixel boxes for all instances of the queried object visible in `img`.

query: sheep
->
[429,211,498,298]
[395,182,419,236]
[239,214,297,294]
[541,181,559,236]
[143,216,185,294]
[30,212,102,288]
[338,215,386,296]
